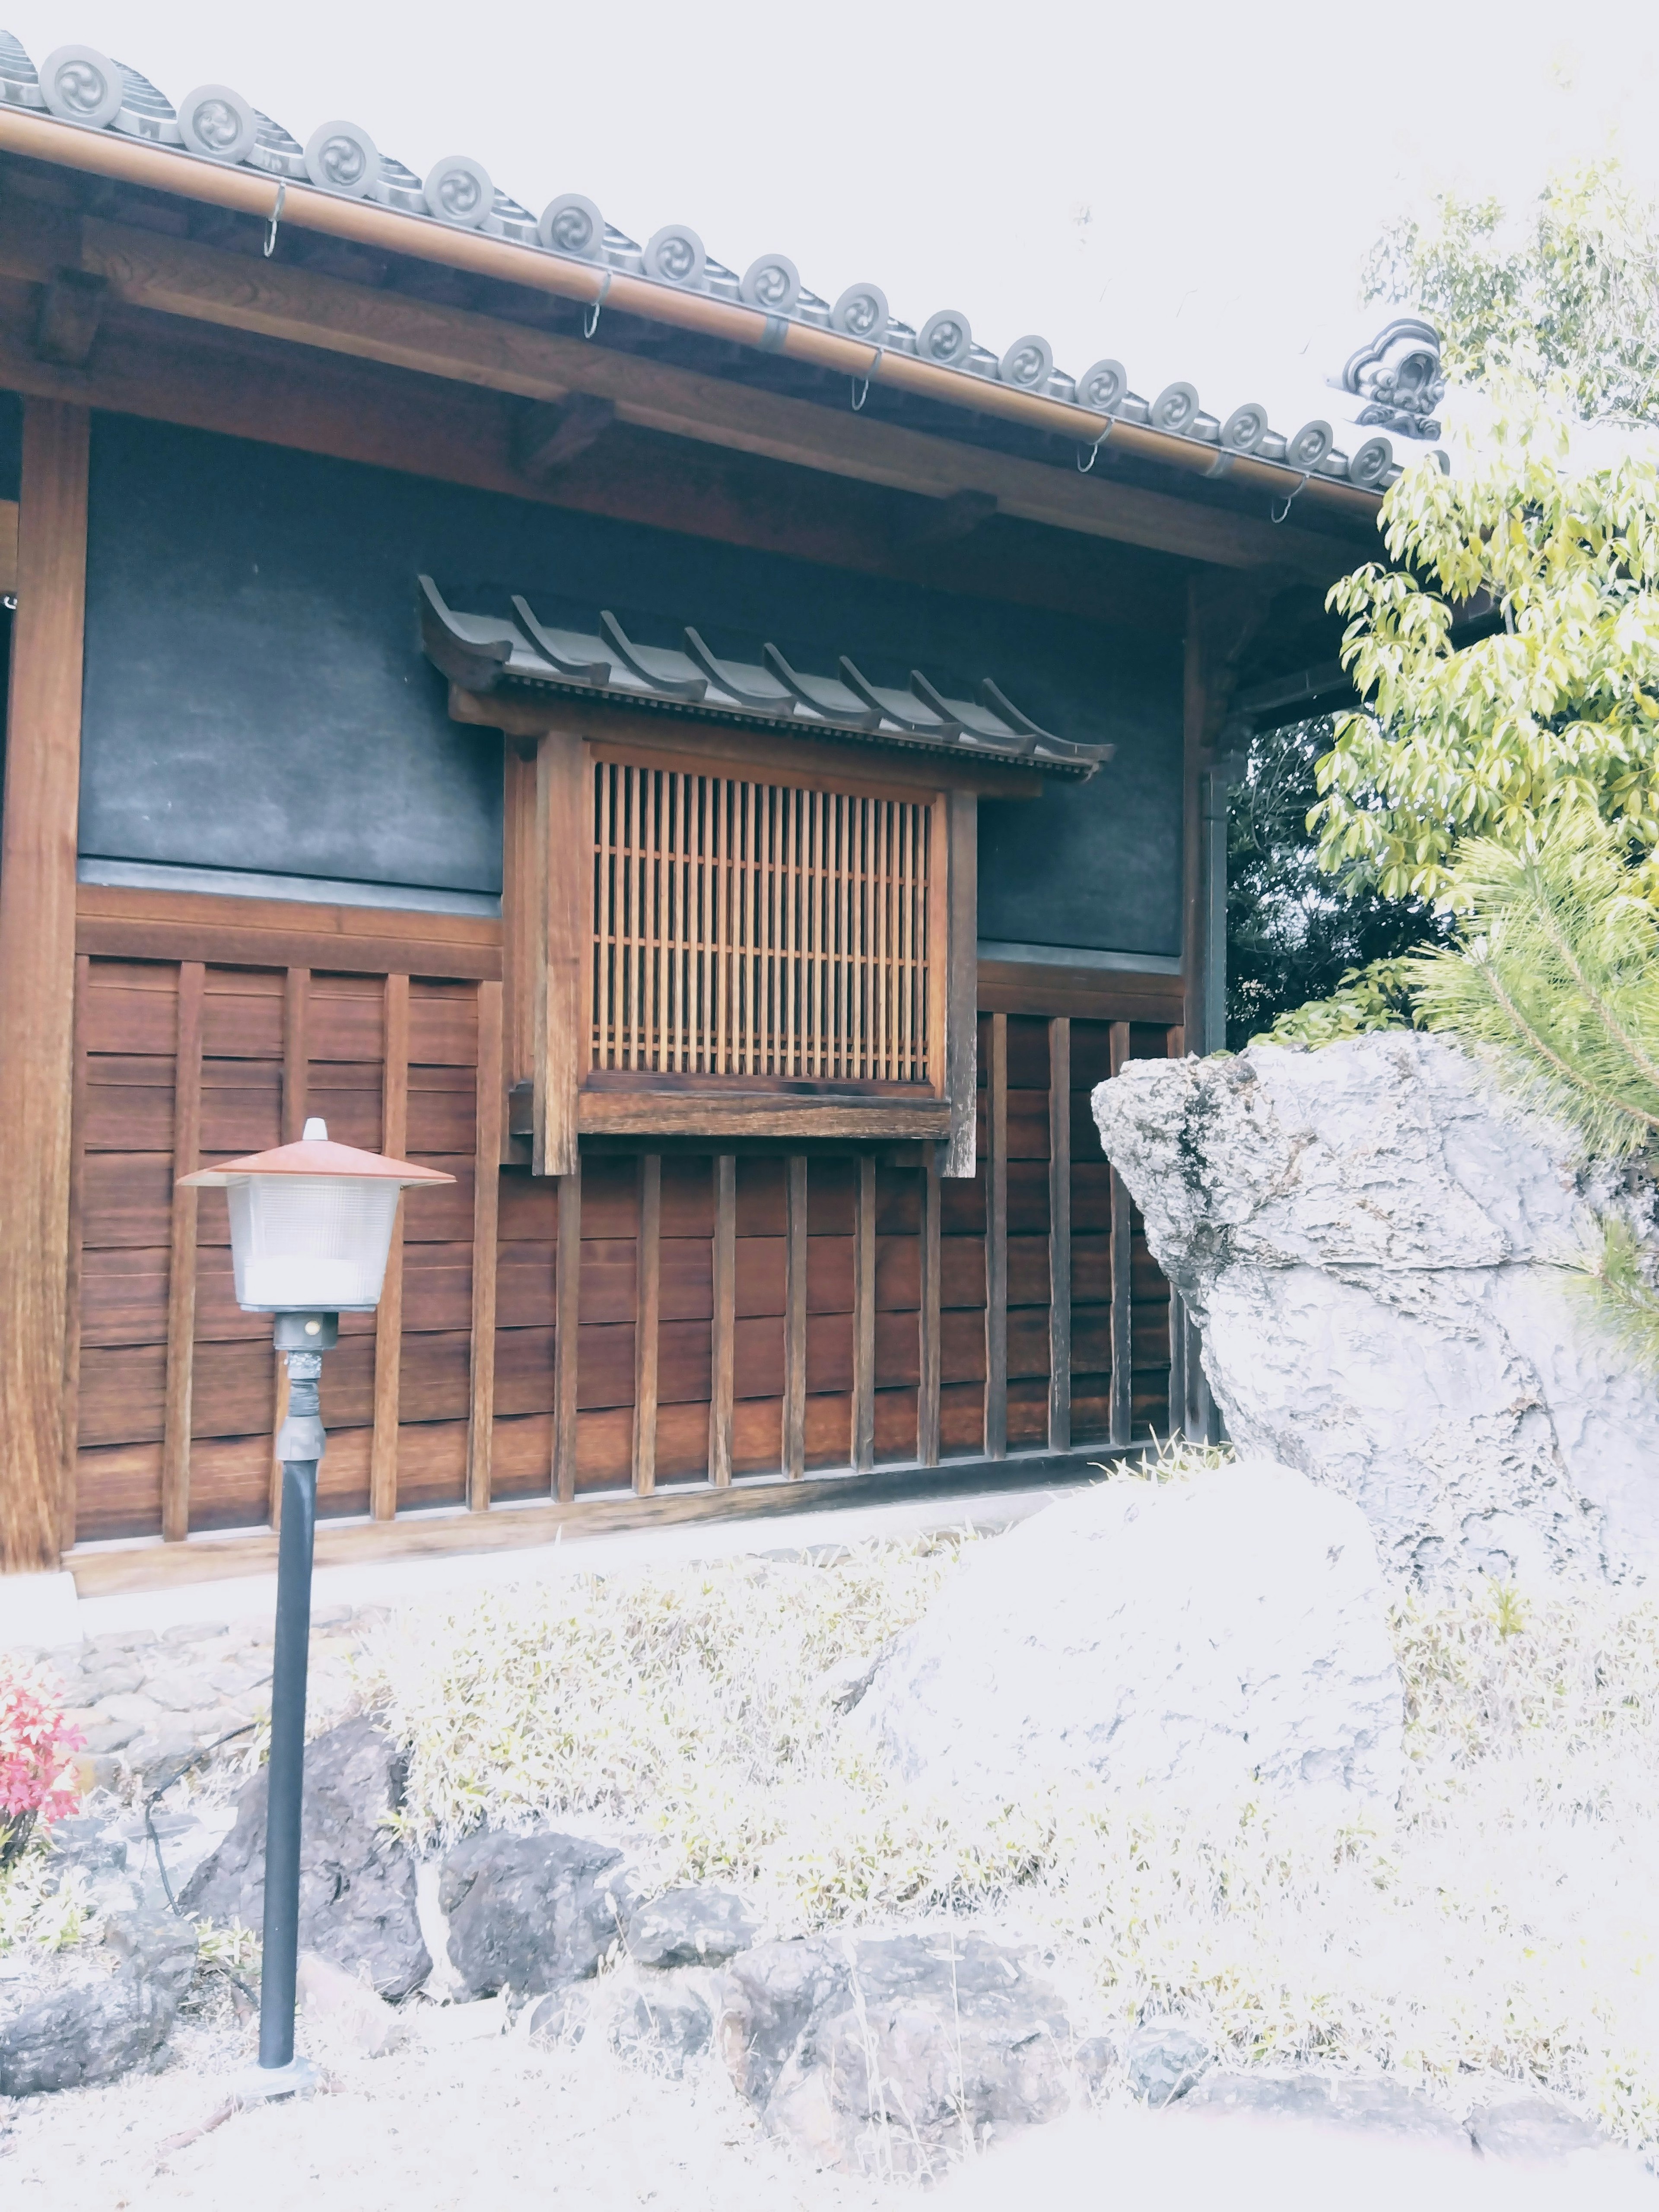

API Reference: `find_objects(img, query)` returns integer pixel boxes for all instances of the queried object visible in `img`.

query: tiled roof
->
[418,578,1110,775]
[0,31,1446,492]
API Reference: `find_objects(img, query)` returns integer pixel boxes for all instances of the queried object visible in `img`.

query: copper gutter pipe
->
[0,108,1382,523]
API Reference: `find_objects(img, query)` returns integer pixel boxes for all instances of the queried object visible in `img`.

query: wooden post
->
[782,1155,807,1479]
[59,955,90,1555]
[161,961,204,1542]
[918,1154,941,1467]
[466,979,503,1511]
[942,790,977,1178]
[984,1011,1007,1459]
[552,1167,581,1500]
[851,1153,877,1471]
[501,743,537,1154]
[1108,1020,1133,1449]
[369,973,409,1521]
[709,1154,735,1486]
[0,400,89,1574]
[632,1153,661,1494]
[534,728,586,1177]
[1047,1015,1071,1453]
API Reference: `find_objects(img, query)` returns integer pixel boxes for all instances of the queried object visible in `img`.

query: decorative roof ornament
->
[831,282,889,343]
[1337,317,1445,439]
[741,254,800,314]
[176,83,261,165]
[998,334,1054,391]
[423,153,493,229]
[643,224,705,288]
[918,309,973,368]
[539,192,605,259]
[303,117,380,198]
[0,28,43,108]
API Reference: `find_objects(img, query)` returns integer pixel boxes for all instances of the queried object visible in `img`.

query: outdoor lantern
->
[183,1116,450,1311]
[178,1118,453,2101]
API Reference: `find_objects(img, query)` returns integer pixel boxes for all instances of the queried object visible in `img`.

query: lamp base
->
[225,2054,323,2104]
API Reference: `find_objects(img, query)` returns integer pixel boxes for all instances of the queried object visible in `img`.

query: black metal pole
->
[257,1313,335,2075]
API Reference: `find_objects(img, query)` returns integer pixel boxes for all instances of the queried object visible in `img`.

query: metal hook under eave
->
[264,181,285,259]
[850,344,885,412]
[1270,471,1312,524]
[583,270,612,340]
[1077,421,1113,473]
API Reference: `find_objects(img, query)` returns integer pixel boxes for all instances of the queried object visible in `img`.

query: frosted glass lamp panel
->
[226,1175,402,1311]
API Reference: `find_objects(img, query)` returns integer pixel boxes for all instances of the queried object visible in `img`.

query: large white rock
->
[851,1462,1402,1808]
[1091,1034,1659,1582]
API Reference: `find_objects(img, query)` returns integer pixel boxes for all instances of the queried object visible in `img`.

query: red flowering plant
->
[0,1662,84,1873]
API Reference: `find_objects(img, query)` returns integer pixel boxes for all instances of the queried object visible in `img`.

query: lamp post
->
[179,1117,452,2096]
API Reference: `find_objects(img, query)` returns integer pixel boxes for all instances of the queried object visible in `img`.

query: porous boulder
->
[626,1885,757,1969]
[1091,1035,1659,1581]
[181,1716,429,2000]
[438,1829,631,2001]
[849,1462,1402,1808]
[0,1906,197,2095]
[719,1932,1071,2177]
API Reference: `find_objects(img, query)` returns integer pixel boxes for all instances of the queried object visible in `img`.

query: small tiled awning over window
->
[418,576,1110,775]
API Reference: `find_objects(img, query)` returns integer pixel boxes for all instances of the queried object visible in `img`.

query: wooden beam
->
[552,1169,581,1501]
[370,973,410,1522]
[534,728,587,1177]
[852,1154,877,1473]
[985,1012,1008,1461]
[77,883,502,982]
[895,488,997,550]
[161,960,204,1544]
[0,498,18,598]
[59,953,90,1556]
[632,1153,661,1496]
[467,979,503,1512]
[514,394,616,480]
[782,1156,807,1480]
[34,267,104,366]
[0,206,1359,578]
[1109,1020,1133,1449]
[709,1154,736,1487]
[918,1155,941,1468]
[943,791,978,1179]
[1047,1015,1071,1454]
[0,398,88,1575]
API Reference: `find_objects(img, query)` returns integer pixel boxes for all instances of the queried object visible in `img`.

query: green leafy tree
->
[1365,159,1659,427]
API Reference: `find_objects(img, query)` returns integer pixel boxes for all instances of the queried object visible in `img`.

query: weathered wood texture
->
[0,399,89,1572]
[57,936,1180,1557]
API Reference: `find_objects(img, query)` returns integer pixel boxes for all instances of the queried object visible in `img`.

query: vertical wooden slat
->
[852,1152,877,1471]
[161,961,205,1543]
[467,979,503,1512]
[535,729,587,1176]
[632,1153,661,1495]
[709,1154,736,1486]
[918,1153,941,1468]
[0,400,89,1572]
[370,973,410,1522]
[502,744,539,1119]
[552,1168,581,1501]
[942,790,976,1177]
[270,965,311,1529]
[1048,1015,1072,1454]
[984,1011,1008,1458]
[59,954,91,1555]
[783,1155,807,1479]
[596,759,612,1070]
[1109,1019,1134,1449]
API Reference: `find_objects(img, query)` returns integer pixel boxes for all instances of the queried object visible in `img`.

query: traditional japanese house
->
[0,35,1447,1592]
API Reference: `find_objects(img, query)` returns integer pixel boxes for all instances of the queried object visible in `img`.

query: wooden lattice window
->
[590,761,939,1086]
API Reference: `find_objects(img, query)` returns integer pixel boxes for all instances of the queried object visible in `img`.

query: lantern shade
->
[179,1119,454,1314]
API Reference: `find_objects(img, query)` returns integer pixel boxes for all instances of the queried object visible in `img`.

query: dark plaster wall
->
[78,413,1184,945]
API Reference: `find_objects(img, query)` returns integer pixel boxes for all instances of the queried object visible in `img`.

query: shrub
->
[0,1662,84,1873]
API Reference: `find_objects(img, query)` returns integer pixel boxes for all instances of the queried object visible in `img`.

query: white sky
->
[7,0,1659,422]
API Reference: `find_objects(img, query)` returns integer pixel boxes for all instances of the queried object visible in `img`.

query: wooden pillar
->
[632,1153,661,1494]
[1108,1020,1133,1448]
[984,1011,1008,1459]
[1047,1015,1071,1453]
[709,1154,735,1486]
[552,1167,581,1500]
[466,979,503,1511]
[534,728,586,1177]
[161,961,204,1543]
[0,400,89,1575]
[369,973,409,1521]
[782,1155,807,1479]
[918,1154,941,1467]
[942,790,977,1178]
[851,1153,877,1471]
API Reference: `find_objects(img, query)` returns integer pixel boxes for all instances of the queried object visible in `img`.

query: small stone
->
[610,1980,713,2078]
[101,1694,162,1726]
[161,1621,230,1646]
[145,1673,213,1714]
[1467,2091,1609,2162]
[1125,2021,1212,2107]
[626,1887,757,1970]
[296,1951,402,2059]
[1072,2034,1118,2089]
[87,1629,158,1655]
[48,1818,127,1876]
